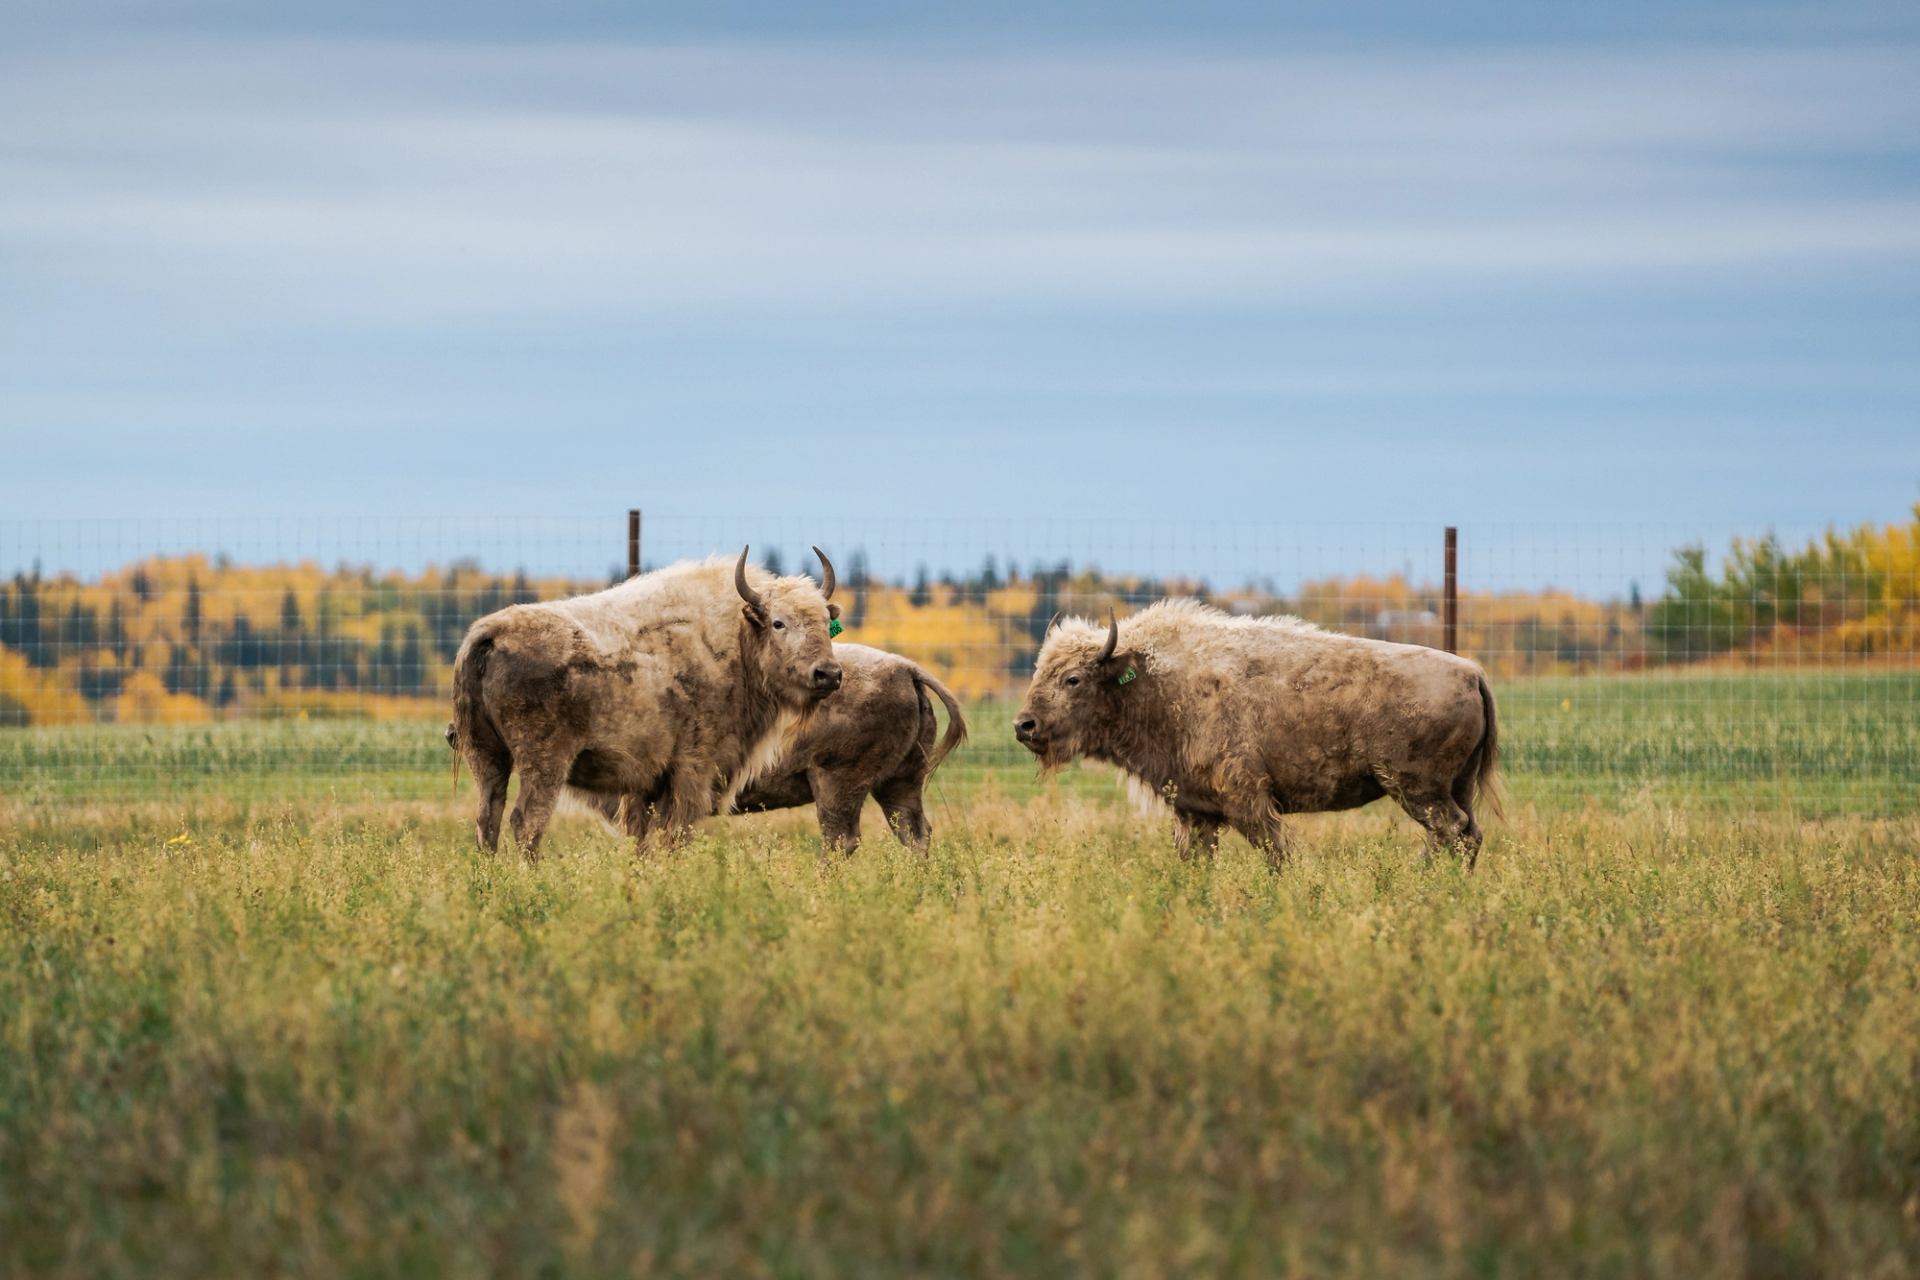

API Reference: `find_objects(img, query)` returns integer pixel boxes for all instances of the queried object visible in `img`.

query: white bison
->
[448,547,842,858]
[1014,600,1500,866]
[730,643,967,853]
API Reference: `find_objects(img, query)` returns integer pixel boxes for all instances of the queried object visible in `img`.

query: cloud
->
[1,36,1917,338]
[1,28,1916,551]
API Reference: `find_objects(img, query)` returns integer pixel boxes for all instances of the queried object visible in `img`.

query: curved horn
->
[734,546,765,612]
[1097,608,1120,664]
[1044,611,1061,636]
[811,545,836,600]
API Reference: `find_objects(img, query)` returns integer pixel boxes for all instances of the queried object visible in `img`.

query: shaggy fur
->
[730,643,968,854]
[1015,599,1501,867]
[448,553,841,859]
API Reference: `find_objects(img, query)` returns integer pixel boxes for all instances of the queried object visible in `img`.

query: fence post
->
[627,509,642,580]
[1443,526,1458,655]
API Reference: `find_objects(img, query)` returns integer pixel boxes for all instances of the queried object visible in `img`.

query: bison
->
[1014,600,1500,867]
[448,546,843,858]
[730,643,967,853]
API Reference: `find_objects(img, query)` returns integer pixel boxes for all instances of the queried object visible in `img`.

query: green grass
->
[4,669,1917,1272]
[3,799,1918,1277]
[3,669,1917,814]
[1498,670,1920,812]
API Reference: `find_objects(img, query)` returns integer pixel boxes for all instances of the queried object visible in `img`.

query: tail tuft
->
[1471,672,1503,820]
[449,624,500,768]
[913,668,968,771]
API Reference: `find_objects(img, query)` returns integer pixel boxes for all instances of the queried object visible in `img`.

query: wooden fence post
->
[1443,526,1458,655]
[627,509,642,580]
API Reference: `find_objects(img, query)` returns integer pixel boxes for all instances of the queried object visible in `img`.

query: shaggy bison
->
[1014,600,1499,866]
[448,546,842,857]
[730,643,967,853]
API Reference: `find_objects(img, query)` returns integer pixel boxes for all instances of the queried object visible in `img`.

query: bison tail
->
[1469,672,1504,821]
[449,623,501,760]
[914,668,969,772]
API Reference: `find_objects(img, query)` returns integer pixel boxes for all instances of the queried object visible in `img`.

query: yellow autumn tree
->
[0,649,91,726]
[113,671,213,725]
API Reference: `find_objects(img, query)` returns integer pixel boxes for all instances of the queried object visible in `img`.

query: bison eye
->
[772,619,786,631]
[1064,675,1080,688]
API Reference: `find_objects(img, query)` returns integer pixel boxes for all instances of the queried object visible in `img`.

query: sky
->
[3,0,1918,588]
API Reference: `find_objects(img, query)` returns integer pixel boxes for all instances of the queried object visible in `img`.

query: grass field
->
[4,798,1919,1277]
[3,669,1918,814]
[3,669,1919,1277]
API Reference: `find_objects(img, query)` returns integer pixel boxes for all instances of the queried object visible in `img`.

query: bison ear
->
[741,601,769,629]
[827,602,842,621]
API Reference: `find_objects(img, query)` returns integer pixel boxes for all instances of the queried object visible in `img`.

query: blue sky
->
[3,0,1917,587]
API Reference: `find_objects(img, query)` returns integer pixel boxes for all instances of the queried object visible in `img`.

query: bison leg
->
[508,756,572,861]
[636,771,711,852]
[1173,809,1224,861]
[1226,797,1292,870]
[811,769,869,856]
[617,774,671,852]
[1449,773,1485,870]
[1396,789,1476,867]
[467,748,511,854]
[873,777,932,853]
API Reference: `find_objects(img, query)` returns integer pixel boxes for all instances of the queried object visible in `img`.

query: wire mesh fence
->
[2,513,1916,814]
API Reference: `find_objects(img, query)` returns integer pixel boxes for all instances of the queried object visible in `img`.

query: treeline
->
[2,512,1916,725]
[0,558,557,726]
[1647,508,1920,661]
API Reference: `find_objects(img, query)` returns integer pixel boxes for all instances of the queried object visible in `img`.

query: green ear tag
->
[829,618,844,638]
[1116,666,1137,685]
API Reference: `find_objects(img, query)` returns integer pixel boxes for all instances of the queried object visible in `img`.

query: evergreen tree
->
[184,577,203,646]
[230,614,257,668]
[846,550,871,629]
[64,602,98,652]
[107,598,127,663]
[12,574,49,668]
[279,589,303,680]
[400,625,427,695]
[375,620,400,694]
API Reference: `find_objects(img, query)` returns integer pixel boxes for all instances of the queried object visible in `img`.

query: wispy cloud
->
[2,37,1917,332]
[1,28,1915,540]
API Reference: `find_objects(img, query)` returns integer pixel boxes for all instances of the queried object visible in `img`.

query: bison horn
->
[1097,608,1120,664]
[1044,611,1060,635]
[812,545,836,600]
[734,546,766,612]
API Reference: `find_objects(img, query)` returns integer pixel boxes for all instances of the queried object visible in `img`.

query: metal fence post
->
[627,509,642,579]
[1443,526,1458,655]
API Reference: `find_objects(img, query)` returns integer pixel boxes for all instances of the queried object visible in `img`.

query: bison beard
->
[1016,599,1500,868]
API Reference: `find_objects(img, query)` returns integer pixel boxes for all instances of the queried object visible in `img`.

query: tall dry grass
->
[3,793,1918,1277]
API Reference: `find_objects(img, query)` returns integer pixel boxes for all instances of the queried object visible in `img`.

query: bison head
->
[1015,609,1131,768]
[735,545,844,705]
